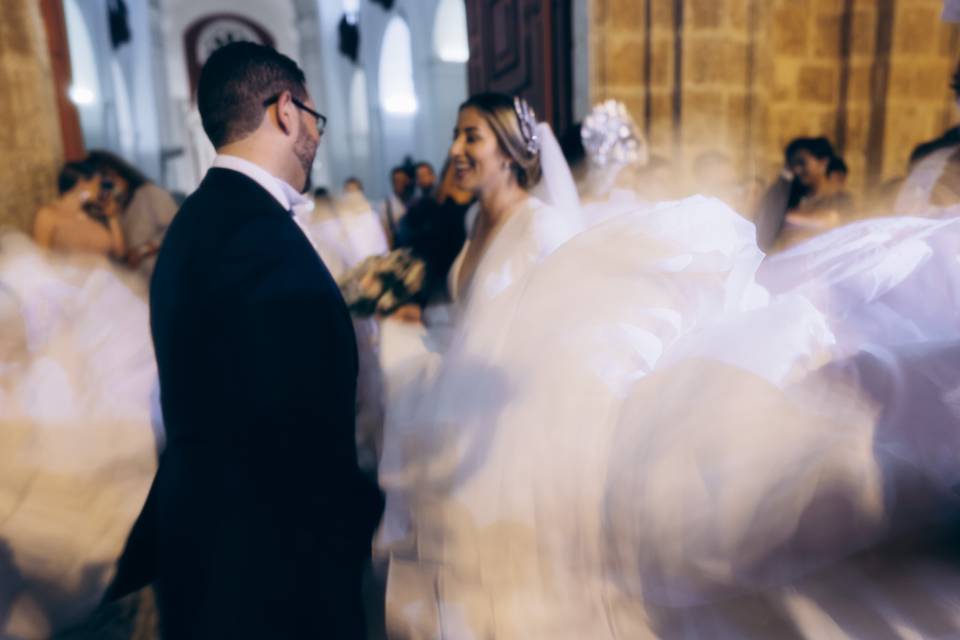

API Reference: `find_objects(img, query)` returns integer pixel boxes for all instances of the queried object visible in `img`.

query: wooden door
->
[465,0,573,134]
[40,0,85,161]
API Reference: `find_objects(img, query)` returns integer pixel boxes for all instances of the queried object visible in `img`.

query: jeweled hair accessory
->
[514,96,540,156]
[581,100,648,168]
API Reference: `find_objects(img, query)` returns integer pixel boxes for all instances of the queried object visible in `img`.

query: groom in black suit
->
[106,42,383,638]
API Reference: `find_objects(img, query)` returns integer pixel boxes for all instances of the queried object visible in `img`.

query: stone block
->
[812,12,842,58]
[843,106,870,148]
[729,0,751,31]
[894,6,941,55]
[770,59,801,102]
[592,0,608,26]
[0,0,63,232]
[650,38,674,87]
[845,64,872,103]
[772,5,809,56]
[621,94,647,127]
[887,62,913,98]
[938,23,960,57]
[651,0,674,30]
[914,64,952,101]
[686,37,749,85]
[683,88,728,143]
[605,36,645,87]
[726,92,750,143]
[609,0,645,31]
[798,65,838,104]
[849,10,876,58]
[688,0,725,29]
[686,37,728,84]
[817,109,839,138]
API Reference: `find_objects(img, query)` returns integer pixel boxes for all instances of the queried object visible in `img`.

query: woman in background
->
[32,160,126,259]
[755,137,853,252]
[87,150,178,279]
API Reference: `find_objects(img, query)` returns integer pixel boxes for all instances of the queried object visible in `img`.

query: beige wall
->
[0,1,64,232]
[591,0,960,199]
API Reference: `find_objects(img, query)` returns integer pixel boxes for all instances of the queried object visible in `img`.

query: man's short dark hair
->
[391,166,410,178]
[197,42,307,148]
[415,162,434,173]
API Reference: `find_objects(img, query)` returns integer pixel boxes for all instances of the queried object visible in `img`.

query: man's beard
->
[293,128,318,192]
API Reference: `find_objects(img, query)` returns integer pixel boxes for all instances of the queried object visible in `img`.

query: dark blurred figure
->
[559,120,587,182]
[87,150,178,278]
[414,162,437,198]
[394,160,475,306]
[379,165,414,243]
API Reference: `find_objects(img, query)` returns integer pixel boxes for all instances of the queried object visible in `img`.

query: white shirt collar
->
[211,154,311,212]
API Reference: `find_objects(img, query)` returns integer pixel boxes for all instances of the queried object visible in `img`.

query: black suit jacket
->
[108,168,383,638]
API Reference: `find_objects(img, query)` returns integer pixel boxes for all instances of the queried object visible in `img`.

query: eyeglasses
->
[263,94,326,135]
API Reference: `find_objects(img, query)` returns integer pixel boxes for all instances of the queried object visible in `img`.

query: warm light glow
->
[69,85,96,105]
[433,0,469,63]
[379,17,418,116]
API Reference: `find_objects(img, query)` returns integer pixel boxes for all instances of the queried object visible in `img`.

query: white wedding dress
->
[0,233,158,637]
[376,179,960,638]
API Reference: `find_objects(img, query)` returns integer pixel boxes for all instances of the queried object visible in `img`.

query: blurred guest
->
[775,139,853,251]
[754,139,805,250]
[312,186,335,219]
[378,165,414,244]
[331,178,389,272]
[33,160,127,258]
[394,160,475,306]
[343,176,364,195]
[414,162,437,198]
[755,137,852,252]
[88,150,178,278]
[790,139,853,213]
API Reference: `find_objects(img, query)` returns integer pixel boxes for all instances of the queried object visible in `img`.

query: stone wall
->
[0,1,64,232]
[591,0,960,201]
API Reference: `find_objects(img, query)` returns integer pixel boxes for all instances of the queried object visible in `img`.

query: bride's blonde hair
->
[459,92,542,188]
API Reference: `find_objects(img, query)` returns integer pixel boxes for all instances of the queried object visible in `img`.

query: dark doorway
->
[464,0,574,134]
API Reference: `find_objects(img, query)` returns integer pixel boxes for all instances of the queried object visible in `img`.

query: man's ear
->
[274,91,295,137]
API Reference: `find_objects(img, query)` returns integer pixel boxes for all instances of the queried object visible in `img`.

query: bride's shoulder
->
[522,196,580,255]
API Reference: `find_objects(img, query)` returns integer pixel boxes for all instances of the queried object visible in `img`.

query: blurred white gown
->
[376,189,960,638]
[0,233,158,637]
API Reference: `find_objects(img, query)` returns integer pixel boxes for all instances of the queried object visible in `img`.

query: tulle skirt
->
[377,197,960,638]
[0,233,158,637]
